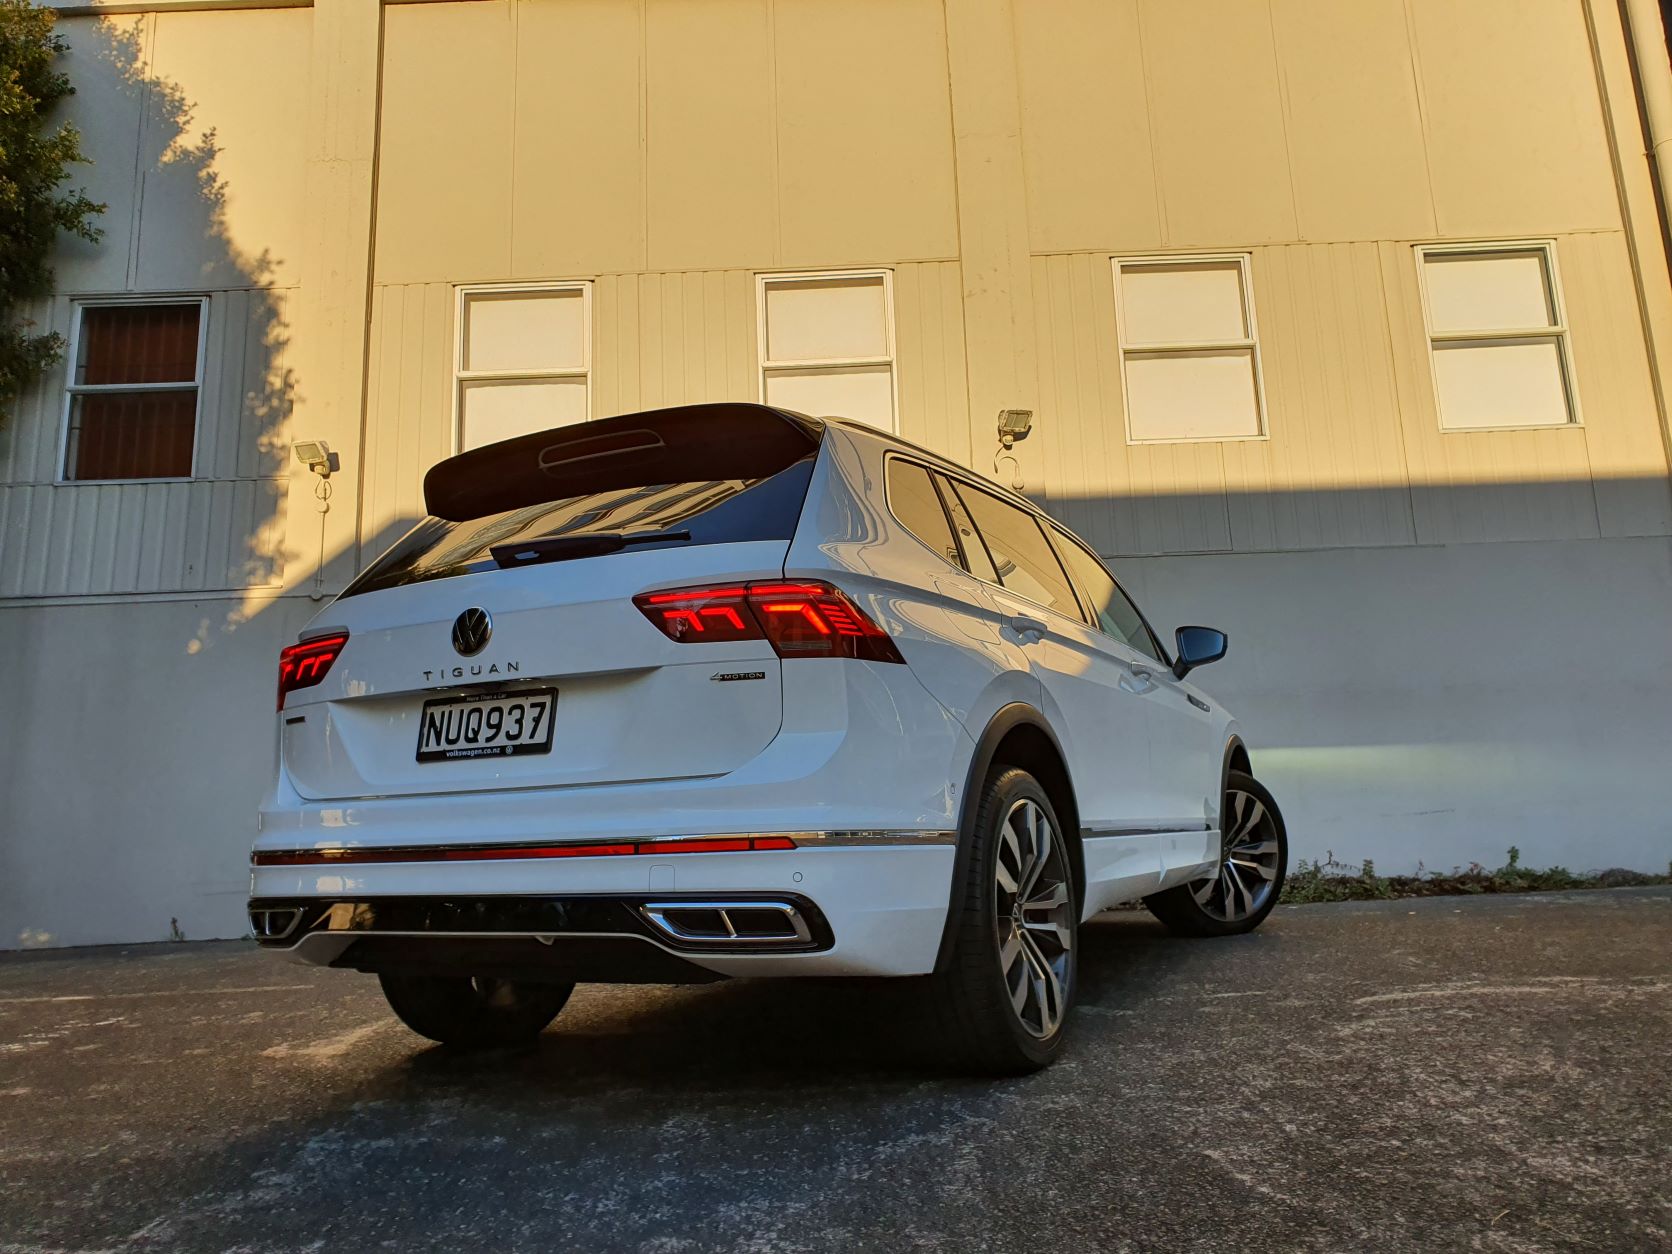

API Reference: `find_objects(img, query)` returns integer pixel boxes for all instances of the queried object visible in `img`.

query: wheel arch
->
[1223,737,1251,796]
[934,703,1083,973]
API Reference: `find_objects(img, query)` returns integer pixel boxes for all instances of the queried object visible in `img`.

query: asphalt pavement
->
[2,888,1669,1252]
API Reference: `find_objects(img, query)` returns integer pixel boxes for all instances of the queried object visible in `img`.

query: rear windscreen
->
[341,457,816,598]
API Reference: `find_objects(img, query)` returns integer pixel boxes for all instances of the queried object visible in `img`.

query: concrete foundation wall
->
[1115,536,1672,876]
[0,596,317,948]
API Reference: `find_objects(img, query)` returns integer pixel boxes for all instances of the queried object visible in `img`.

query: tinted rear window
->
[342,457,816,598]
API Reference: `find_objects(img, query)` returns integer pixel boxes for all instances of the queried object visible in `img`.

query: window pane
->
[765,364,894,430]
[952,482,1081,619]
[1125,347,1261,441]
[67,390,196,480]
[464,290,586,373]
[1424,250,1554,334]
[1052,536,1161,661]
[886,459,962,569]
[935,474,999,583]
[1432,337,1572,429]
[1119,261,1247,346]
[764,276,888,362]
[76,304,200,385]
[460,378,588,449]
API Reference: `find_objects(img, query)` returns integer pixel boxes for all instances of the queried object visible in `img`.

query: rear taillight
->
[634,581,905,664]
[277,633,348,709]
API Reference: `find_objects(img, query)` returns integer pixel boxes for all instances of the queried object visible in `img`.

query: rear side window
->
[885,459,962,568]
[950,481,1083,621]
[934,473,999,583]
[1051,533,1163,662]
[343,458,815,598]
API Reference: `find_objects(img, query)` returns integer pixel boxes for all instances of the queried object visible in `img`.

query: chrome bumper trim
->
[787,830,956,847]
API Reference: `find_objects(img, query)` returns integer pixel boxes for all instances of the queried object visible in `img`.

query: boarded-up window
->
[457,286,590,450]
[760,272,895,431]
[63,301,204,481]
[1113,256,1265,442]
[1419,245,1577,430]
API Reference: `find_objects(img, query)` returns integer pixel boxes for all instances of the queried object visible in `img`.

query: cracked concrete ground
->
[1,889,1669,1252]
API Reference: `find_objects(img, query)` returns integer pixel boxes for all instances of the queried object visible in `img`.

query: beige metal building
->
[4,0,1672,948]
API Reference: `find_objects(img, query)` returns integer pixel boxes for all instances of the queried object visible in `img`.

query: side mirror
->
[1172,625,1227,680]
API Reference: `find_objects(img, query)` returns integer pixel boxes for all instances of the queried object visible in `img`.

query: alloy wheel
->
[994,798,1074,1038]
[1192,787,1282,922]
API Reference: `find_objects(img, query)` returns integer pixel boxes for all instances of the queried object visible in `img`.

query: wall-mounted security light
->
[997,409,1034,449]
[293,440,338,478]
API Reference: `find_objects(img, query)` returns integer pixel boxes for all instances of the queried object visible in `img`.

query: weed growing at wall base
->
[1280,846,1672,904]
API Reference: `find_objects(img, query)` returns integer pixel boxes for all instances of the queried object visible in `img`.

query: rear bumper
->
[248,842,956,978]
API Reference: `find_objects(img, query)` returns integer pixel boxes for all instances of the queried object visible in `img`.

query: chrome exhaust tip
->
[249,906,304,941]
[639,900,813,947]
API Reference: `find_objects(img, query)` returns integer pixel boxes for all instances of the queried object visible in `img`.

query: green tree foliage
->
[0,0,103,426]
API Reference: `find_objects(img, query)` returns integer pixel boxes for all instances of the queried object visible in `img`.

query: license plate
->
[416,688,556,763]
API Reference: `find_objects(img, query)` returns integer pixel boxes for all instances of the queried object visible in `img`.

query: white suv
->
[251,403,1287,1073]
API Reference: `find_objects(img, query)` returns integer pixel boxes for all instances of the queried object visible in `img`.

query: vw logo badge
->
[451,607,492,657]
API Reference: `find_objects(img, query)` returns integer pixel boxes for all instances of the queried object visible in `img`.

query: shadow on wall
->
[59,16,294,603]
[0,17,299,949]
[1050,479,1672,874]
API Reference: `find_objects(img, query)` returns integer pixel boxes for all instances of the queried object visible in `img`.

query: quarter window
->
[885,459,962,569]
[1418,244,1577,430]
[63,301,204,481]
[950,481,1081,621]
[457,285,591,451]
[1051,532,1163,663]
[1113,255,1265,442]
[759,272,896,432]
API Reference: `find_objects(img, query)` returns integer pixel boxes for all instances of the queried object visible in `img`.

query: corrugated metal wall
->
[0,289,293,597]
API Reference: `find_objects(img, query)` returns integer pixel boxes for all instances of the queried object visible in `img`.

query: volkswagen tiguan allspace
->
[251,402,1287,1073]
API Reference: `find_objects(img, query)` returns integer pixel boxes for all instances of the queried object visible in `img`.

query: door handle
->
[1119,667,1155,694]
[1006,613,1048,641]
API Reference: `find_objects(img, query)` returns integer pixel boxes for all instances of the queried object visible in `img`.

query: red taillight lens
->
[277,633,348,710]
[633,581,904,664]
[632,586,757,642]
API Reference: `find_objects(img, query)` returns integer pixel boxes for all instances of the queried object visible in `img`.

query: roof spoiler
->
[423,403,825,522]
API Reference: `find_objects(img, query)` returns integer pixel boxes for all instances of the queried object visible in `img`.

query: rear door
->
[944,480,1165,834]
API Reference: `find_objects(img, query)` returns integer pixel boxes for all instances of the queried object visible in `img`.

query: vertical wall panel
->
[375,1,516,285]
[1407,0,1620,237]
[773,0,958,265]
[894,260,973,467]
[644,0,776,271]
[1014,0,1160,254]
[359,282,456,568]
[1558,232,1672,537]
[1137,0,1298,247]
[1269,0,1434,242]
[511,0,646,277]
[1222,242,1416,550]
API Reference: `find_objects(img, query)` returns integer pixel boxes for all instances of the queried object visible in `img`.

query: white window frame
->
[452,280,594,454]
[1111,252,1269,445]
[1414,240,1581,433]
[755,268,899,433]
[58,295,209,485]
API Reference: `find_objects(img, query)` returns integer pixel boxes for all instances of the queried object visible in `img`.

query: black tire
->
[927,767,1079,1075]
[377,973,573,1048]
[1144,769,1287,937]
